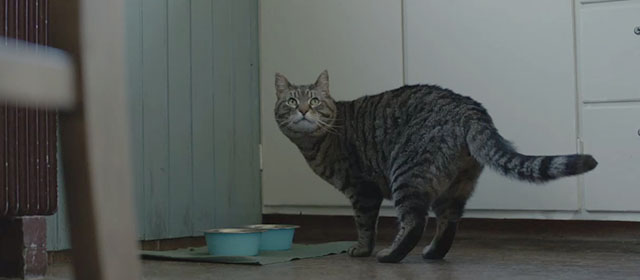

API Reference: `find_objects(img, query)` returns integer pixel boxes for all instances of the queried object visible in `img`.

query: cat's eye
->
[286,98,298,107]
[309,97,321,106]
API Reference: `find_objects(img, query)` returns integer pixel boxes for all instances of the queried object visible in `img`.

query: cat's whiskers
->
[312,117,341,135]
[276,118,295,128]
[320,118,344,128]
[317,124,340,136]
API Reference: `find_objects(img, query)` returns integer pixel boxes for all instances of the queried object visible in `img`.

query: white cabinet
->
[260,0,404,208]
[578,0,640,102]
[582,105,640,211]
[578,0,640,212]
[404,0,579,210]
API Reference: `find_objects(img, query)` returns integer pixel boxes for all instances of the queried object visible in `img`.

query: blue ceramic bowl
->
[246,224,300,251]
[203,228,265,256]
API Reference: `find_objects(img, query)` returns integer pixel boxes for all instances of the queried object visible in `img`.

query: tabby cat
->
[273,70,597,263]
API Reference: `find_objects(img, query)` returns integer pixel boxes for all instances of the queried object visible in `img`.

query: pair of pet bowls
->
[203,224,299,256]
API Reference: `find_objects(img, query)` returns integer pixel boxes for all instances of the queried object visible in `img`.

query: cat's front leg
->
[345,183,383,257]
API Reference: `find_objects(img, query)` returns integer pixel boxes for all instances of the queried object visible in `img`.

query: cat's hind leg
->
[421,201,463,260]
[376,182,429,263]
[422,164,482,260]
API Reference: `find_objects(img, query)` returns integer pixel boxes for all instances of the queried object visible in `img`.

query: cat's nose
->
[298,105,310,115]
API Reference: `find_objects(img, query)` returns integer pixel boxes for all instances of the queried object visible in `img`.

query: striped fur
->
[274,71,598,263]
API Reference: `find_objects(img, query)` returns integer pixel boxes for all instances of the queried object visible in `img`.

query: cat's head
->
[274,70,337,137]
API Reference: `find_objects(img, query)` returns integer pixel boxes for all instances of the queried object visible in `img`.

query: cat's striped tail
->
[465,122,598,183]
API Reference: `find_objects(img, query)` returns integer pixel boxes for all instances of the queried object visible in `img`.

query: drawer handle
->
[638,128,640,136]
[635,26,640,35]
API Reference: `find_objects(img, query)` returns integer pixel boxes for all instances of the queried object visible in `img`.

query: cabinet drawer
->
[579,0,640,102]
[582,104,640,211]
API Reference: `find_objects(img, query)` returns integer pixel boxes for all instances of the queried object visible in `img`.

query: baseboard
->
[263,205,640,221]
[263,214,640,244]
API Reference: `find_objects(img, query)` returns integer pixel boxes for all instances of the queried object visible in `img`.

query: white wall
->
[260,0,640,221]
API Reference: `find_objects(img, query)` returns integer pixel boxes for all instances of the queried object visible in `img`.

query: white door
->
[404,0,580,210]
[260,0,404,210]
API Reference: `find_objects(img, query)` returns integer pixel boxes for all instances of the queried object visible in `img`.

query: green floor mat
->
[141,241,354,265]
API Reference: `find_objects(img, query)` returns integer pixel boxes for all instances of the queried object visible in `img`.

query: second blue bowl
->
[245,224,300,251]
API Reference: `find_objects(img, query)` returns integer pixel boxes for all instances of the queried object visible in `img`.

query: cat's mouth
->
[294,118,313,124]
[288,117,318,133]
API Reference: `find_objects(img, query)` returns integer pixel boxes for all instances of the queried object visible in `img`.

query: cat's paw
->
[375,248,402,263]
[421,245,446,260]
[347,244,373,257]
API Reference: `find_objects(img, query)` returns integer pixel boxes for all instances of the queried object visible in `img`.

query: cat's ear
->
[314,70,330,96]
[275,72,291,98]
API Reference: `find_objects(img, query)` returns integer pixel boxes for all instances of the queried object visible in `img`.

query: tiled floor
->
[39,238,640,280]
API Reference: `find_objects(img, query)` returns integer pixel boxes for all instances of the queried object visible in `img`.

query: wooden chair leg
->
[50,0,142,279]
